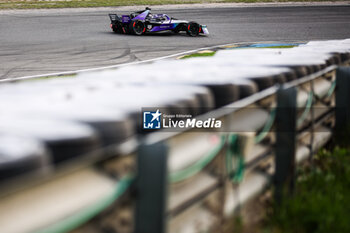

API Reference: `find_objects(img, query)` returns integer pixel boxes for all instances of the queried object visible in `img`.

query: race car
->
[108,7,209,37]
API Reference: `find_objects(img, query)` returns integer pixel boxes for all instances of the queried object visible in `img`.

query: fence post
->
[135,141,168,233]
[274,86,297,203]
[335,67,350,138]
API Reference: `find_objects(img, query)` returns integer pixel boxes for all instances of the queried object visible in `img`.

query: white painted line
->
[0,40,304,83]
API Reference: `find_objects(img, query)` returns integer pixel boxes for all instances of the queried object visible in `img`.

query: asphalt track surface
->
[1,5,350,79]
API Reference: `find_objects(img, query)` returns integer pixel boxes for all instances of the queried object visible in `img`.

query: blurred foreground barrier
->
[0,39,349,233]
[135,142,168,233]
[274,86,297,202]
[335,67,350,136]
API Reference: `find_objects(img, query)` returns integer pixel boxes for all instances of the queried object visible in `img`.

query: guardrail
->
[0,39,349,233]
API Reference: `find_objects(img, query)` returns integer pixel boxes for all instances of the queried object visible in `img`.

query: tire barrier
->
[0,39,349,233]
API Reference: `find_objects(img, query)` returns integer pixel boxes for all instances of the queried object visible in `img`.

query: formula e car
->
[109,7,209,37]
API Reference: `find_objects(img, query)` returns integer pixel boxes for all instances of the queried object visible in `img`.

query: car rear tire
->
[186,22,200,37]
[130,20,145,35]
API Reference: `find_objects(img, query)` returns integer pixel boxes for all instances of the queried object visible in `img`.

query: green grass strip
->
[180,51,216,59]
[0,0,342,10]
[23,74,76,82]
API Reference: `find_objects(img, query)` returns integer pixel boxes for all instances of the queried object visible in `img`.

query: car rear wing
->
[109,14,121,23]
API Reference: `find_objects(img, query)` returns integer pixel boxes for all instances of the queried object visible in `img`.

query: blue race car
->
[108,7,209,37]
